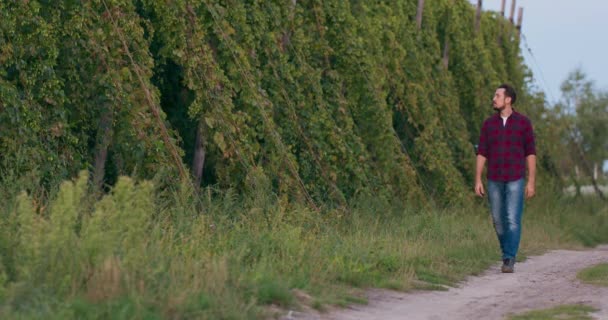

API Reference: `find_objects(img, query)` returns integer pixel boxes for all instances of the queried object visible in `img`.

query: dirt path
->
[286,245,608,320]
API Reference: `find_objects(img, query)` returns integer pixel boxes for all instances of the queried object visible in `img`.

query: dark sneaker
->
[501,258,515,273]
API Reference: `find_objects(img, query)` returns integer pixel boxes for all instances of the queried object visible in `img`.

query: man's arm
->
[523,118,536,199]
[475,121,488,197]
[525,155,536,199]
[475,155,486,197]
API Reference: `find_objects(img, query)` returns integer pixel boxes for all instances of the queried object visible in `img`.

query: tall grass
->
[0,173,606,319]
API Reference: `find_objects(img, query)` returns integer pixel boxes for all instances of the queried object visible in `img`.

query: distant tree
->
[556,68,607,199]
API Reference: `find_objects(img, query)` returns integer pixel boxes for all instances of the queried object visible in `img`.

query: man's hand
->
[475,180,485,197]
[525,183,535,199]
[475,155,487,197]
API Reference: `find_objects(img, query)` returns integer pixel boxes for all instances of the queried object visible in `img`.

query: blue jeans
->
[487,178,525,260]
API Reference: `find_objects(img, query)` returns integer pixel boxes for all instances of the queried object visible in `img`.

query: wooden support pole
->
[442,40,450,69]
[475,0,482,33]
[192,121,206,188]
[93,108,113,190]
[516,7,524,31]
[498,0,506,45]
[416,0,425,29]
[509,0,516,23]
[442,0,454,70]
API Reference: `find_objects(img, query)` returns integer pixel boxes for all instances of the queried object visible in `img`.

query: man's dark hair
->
[498,84,517,105]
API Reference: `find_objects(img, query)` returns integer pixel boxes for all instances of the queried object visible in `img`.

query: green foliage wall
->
[1,0,543,206]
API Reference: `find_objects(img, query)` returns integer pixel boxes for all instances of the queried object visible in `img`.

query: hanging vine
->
[0,0,550,208]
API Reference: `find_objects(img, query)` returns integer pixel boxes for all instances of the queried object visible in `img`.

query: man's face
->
[493,88,510,111]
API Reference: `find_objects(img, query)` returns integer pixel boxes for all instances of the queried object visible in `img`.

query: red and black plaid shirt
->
[477,111,536,182]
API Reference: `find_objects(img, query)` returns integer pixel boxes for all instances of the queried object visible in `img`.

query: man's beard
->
[493,104,505,111]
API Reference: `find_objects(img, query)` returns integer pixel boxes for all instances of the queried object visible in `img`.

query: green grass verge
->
[508,304,598,320]
[577,263,608,287]
[0,174,607,319]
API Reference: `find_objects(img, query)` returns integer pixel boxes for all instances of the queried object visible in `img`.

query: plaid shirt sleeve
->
[523,119,536,157]
[477,120,488,157]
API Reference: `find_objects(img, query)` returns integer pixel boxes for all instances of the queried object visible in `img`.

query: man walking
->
[475,84,536,273]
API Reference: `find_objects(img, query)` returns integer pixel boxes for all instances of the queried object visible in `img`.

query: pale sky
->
[472,0,608,104]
